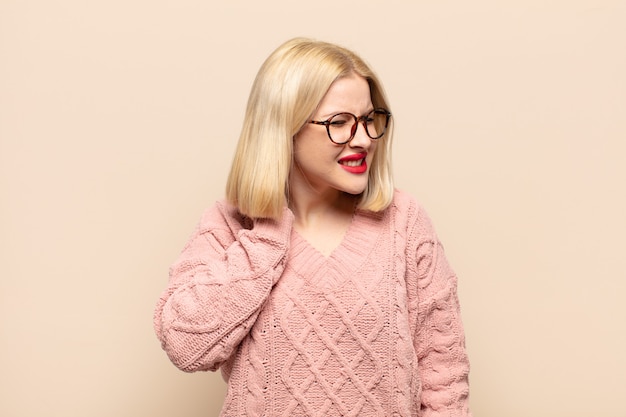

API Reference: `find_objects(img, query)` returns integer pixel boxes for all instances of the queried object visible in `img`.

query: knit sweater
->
[154,190,471,416]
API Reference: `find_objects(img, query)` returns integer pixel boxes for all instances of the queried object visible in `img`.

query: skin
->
[289,73,378,256]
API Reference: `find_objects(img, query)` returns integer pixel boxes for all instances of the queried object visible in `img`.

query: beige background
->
[1,1,625,416]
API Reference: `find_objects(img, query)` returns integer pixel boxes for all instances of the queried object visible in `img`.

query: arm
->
[409,208,471,416]
[153,202,293,372]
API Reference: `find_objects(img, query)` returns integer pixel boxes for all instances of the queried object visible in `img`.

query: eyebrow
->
[316,107,375,120]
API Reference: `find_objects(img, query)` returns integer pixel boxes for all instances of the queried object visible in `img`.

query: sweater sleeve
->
[153,202,293,372]
[408,206,471,416]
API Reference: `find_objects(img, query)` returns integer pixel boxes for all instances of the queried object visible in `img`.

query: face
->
[291,73,378,201]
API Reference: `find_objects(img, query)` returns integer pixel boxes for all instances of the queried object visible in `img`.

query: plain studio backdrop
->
[1,1,625,416]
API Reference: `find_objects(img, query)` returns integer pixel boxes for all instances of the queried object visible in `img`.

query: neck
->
[290,193,355,224]
[287,185,358,257]
[289,180,357,228]
[287,167,351,223]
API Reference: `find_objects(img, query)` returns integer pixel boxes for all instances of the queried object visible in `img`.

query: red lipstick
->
[338,152,368,174]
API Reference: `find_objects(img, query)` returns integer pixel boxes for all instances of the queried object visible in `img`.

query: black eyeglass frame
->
[308,108,392,145]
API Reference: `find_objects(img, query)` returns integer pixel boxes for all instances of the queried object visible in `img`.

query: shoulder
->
[390,189,418,213]
[179,200,252,252]
[388,189,437,240]
[196,200,252,234]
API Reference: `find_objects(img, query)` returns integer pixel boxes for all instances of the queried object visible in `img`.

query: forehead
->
[315,74,372,116]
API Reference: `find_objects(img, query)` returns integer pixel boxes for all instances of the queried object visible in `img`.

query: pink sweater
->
[154,190,471,416]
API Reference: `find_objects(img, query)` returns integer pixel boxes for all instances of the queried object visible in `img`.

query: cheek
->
[295,136,338,162]
[293,141,332,173]
[368,141,379,161]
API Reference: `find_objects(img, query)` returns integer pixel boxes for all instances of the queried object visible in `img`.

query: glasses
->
[308,108,391,145]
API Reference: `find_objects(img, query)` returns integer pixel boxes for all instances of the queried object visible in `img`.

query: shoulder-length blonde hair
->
[226,37,394,219]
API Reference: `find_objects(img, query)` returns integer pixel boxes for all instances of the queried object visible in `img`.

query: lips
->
[338,152,368,174]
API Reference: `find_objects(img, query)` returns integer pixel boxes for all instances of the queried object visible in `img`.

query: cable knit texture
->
[154,190,471,416]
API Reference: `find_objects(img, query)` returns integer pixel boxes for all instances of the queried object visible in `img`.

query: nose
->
[348,120,373,148]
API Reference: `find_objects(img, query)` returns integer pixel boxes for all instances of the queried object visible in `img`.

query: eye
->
[329,113,353,126]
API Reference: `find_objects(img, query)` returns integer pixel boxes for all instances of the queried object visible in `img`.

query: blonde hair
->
[226,38,394,219]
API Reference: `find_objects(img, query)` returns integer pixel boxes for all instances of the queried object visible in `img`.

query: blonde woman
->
[154,38,471,416]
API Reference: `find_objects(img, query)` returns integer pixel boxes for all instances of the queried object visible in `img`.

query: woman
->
[154,37,471,416]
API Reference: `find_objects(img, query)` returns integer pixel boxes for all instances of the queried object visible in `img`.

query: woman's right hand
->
[153,202,293,372]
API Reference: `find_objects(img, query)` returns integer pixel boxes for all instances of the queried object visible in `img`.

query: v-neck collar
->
[287,209,385,291]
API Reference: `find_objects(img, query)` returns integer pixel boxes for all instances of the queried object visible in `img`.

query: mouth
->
[338,152,368,173]
[340,158,365,167]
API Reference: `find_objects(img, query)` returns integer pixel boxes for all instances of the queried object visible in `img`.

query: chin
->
[341,184,368,196]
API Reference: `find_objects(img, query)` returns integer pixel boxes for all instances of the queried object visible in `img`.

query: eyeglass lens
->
[328,109,389,144]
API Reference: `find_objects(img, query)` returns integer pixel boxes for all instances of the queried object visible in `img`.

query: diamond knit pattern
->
[154,190,471,416]
[277,266,386,416]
